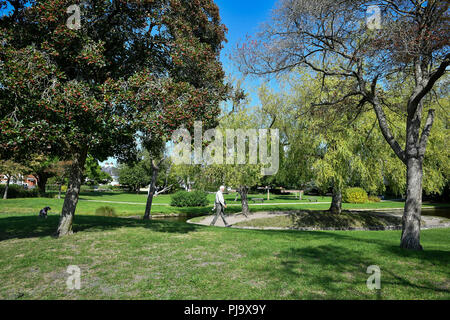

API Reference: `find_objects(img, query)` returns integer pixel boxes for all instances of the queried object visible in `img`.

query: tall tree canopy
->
[0,0,228,236]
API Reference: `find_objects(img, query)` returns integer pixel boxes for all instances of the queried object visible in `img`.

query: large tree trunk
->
[3,176,10,199]
[401,156,423,250]
[55,149,88,237]
[239,186,249,218]
[329,187,342,214]
[143,160,160,220]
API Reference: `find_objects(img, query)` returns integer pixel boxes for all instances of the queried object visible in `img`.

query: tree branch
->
[418,109,435,157]
[371,98,406,164]
[410,53,450,109]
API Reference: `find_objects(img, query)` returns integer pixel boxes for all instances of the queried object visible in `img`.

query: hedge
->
[0,184,39,198]
[343,187,368,204]
[170,190,208,207]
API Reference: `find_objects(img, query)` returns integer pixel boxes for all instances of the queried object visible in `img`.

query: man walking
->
[211,186,231,227]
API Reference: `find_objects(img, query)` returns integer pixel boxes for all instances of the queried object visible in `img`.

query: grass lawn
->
[76,191,332,204]
[0,213,449,299]
[0,192,445,219]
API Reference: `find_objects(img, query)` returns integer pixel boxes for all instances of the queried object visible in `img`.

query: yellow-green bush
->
[343,187,368,204]
[95,206,117,217]
[368,195,381,202]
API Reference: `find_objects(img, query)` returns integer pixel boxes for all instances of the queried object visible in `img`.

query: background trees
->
[118,162,151,194]
[46,159,72,199]
[84,156,111,186]
[0,160,28,199]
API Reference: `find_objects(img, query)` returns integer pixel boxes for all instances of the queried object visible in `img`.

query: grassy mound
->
[0,213,449,299]
[234,210,407,229]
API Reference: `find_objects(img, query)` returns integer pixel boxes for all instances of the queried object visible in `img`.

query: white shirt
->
[215,190,225,206]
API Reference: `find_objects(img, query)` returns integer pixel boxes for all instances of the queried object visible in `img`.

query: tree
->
[47,160,71,199]
[25,154,58,194]
[140,143,167,220]
[1,0,227,236]
[84,156,111,186]
[236,0,449,250]
[258,73,395,214]
[0,159,28,199]
[118,162,150,194]
[196,94,265,217]
[171,163,202,192]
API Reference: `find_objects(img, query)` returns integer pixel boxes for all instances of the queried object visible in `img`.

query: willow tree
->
[236,0,449,250]
[259,72,406,214]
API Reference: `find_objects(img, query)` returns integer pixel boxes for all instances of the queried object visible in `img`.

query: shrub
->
[80,185,96,192]
[368,195,381,203]
[343,187,368,204]
[102,185,123,192]
[95,206,117,217]
[0,184,39,198]
[170,190,208,207]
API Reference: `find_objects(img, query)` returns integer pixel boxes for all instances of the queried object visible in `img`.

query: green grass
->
[0,213,449,299]
[75,191,332,204]
[0,191,444,220]
[234,211,405,229]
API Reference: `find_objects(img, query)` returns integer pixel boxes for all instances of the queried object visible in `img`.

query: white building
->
[101,162,120,186]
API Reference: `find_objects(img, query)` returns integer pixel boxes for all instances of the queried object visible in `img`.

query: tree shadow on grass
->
[245,228,450,266]
[0,214,202,241]
[263,244,449,299]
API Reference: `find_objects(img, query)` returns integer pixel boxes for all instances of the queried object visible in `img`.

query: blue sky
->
[215,0,278,111]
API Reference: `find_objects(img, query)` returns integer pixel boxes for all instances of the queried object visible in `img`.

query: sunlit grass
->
[0,213,448,299]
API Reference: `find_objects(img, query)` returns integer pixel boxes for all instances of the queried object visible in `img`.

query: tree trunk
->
[55,149,88,237]
[400,157,424,250]
[239,186,249,218]
[3,176,10,199]
[143,160,160,220]
[329,187,342,214]
[36,174,48,195]
[58,184,62,199]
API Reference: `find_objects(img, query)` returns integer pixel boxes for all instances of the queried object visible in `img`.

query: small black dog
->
[39,206,51,219]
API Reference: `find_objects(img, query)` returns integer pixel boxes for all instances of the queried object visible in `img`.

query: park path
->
[189,212,287,227]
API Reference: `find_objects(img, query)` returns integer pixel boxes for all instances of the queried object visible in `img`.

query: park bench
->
[280,188,304,200]
[251,198,265,203]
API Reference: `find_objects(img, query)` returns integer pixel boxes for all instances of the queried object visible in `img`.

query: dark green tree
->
[1,0,228,235]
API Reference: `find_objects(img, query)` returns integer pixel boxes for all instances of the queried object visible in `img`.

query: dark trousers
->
[210,203,229,226]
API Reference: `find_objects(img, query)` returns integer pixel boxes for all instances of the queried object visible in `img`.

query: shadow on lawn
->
[247,227,450,267]
[268,244,449,299]
[0,214,202,241]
